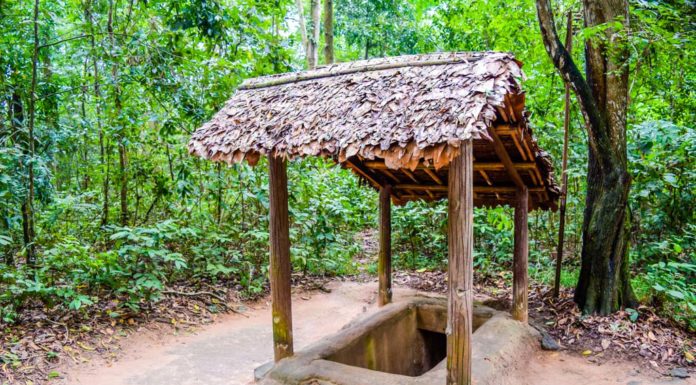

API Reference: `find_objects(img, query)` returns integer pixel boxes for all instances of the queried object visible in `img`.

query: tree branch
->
[535,0,612,171]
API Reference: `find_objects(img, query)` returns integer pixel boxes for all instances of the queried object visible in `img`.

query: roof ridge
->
[239,51,512,91]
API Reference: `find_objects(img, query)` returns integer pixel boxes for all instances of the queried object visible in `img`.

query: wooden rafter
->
[496,126,529,162]
[380,168,402,184]
[486,126,526,189]
[504,94,518,123]
[423,168,443,185]
[344,159,384,189]
[401,168,420,184]
[399,168,434,199]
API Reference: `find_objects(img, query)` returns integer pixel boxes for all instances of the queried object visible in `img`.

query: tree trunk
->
[535,0,636,314]
[295,0,310,68]
[553,11,573,298]
[216,163,223,225]
[322,0,333,64]
[85,0,110,226]
[108,0,128,226]
[23,0,39,267]
[308,0,320,69]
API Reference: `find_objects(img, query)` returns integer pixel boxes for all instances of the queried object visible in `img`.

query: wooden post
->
[378,185,392,306]
[512,186,529,323]
[268,155,293,361]
[447,140,473,385]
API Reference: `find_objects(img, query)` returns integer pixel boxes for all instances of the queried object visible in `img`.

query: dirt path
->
[58,281,693,385]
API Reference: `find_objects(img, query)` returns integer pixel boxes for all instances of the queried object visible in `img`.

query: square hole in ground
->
[325,303,488,377]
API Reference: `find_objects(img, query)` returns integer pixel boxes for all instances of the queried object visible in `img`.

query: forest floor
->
[1,231,693,384]
[52,280,693,385]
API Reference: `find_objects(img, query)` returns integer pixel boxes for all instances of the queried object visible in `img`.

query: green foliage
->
[392,201,447,270]
[640,262,696,331]
[629,121,695,264]
[0,0,693,331]
[289,159,371,275]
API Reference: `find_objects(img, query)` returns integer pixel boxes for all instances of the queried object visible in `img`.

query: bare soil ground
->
[53,280,693,385]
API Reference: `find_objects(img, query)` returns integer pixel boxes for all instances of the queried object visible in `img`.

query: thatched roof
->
[189,52,560,209]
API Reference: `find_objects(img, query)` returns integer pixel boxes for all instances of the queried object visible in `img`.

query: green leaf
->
[667,290,685,300]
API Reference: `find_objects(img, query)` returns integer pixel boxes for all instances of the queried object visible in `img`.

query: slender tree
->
[308,0,321,68]
[23,0,40,266]
[107,0,129,225]
[553,11,573,298]
[536,0,637,314]
[322,0,333,64]
[84,0,110,226]
[295,0,321,69]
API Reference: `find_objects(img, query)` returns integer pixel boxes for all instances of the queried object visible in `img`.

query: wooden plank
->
[378,185,392,306]
[486,126,526,189]
[447,140,474,385]
[512,186,529,323]
[268,156,294,361]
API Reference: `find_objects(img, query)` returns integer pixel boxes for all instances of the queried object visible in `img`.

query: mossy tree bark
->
[535,0,637,314]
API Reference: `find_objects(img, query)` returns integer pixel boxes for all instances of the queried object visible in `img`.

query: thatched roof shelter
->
[189,51,560,385]
[189,51,559,209]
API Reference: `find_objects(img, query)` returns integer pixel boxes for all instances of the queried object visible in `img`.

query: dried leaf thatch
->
[189,51,560,209]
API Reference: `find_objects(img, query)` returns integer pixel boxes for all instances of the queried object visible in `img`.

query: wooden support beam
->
[394,184,546,193]
[268,156,294,361]
[378,185,392,306]
[447,140,474,385]
[512,186,529,323]
[486,127,526,189]
[362,160,536,171]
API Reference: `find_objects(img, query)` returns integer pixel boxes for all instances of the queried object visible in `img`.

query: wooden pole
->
[268,155,293,361]
[512,186,529,323]
[554,11,573,298]
[446,140,473,385]
[378,185,392,306]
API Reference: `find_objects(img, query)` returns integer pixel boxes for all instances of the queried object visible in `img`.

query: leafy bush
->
[640,261,696,331]
[392,201,447,270]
